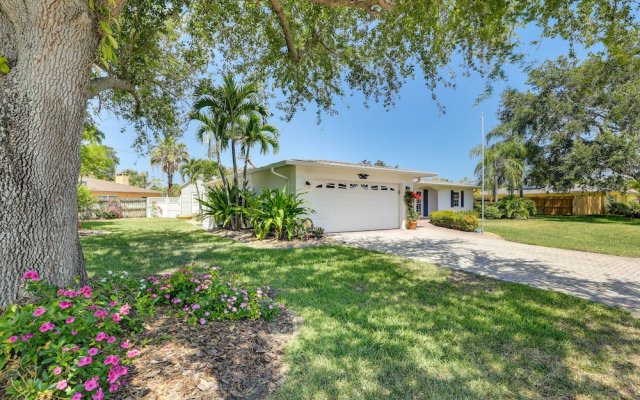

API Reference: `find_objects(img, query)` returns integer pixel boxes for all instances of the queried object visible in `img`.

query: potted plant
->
[406,207,419,229]
[404,190,422,230]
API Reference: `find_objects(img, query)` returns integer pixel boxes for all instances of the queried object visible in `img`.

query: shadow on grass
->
[82,219,640,399]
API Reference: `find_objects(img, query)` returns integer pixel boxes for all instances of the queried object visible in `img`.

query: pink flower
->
[33,307,46,317]
[78,356,93,367]
[92,388,104,400]
[39,322,55,332]
[80,286,92,298]
[199,318,206,325]
[72,392,83,400]
[73,346,79,352]
[119,304,131,315]
[59,301,73,309]
[94,310,108,320]
[108,383,120,393]
[56,379,68,390]
[65,316,75,324]
[71,330,78,335]
[88,347,99,356]
[104,355,119,366]
[111,313,121,323]
[107,365,128,383]
[21,333,34,341]
[107,336,116,344]
[151,294,158,298]
[192,304,200,310]
[84,376,99,391]
[164,294,170,299]
[52,366,62,375]
[108,301,117,307]
[126,349,141,358]
[95,332,108,341]
[7,336,17,343]
[120,341,130,349]
[22,270,40,281]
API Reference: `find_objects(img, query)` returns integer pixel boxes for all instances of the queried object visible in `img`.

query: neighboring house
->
[414,179,477,217]
[207,159,472,233]
[81,175,161,199]
[179,180,205,216]
[479,187,640,216]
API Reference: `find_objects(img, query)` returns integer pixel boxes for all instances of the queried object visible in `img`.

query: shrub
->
[199,186,245,228]
[430,210,479,232]
[77,185,96,212]
[497,197,536,219]
[144,268,283,323]
[0,271,146,399]
[608,201,640,218]
[243,187,314,240]
[96,199,123,219]
[474,203,503,219]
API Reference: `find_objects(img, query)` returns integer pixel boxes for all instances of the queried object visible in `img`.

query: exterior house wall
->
[247,165,296,194]
[417,186,475,215]
[180,182,202,216]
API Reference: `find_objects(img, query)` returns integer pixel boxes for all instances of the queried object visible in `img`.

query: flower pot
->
[406,220,418,230]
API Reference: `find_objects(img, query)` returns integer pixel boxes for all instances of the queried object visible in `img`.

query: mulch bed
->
[208,228,334,249]
[118,308,301,400]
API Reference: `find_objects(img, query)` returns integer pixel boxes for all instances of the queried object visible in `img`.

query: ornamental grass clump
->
[145,267,283,324]
[0,271,146,399]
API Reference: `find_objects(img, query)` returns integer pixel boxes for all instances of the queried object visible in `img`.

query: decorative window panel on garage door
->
[305,181,401,232]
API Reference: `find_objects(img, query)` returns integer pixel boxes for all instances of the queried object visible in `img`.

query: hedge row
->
[429,211,479,232]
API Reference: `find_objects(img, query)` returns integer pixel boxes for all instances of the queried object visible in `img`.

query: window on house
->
[452,191,460,207]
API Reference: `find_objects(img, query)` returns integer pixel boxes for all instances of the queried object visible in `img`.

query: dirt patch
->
[209,228,335,249]
[118,308,301,400]
[78,229,111,237]
[446,269,498,293]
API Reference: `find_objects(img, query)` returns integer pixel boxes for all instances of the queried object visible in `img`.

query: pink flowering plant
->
[145,267,283,324]
[0,270,145,399]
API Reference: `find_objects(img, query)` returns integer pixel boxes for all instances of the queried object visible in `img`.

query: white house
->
[179,180,205,216]
[218,159,478,233]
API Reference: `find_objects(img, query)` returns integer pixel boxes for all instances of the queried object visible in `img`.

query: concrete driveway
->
[331,222,640,315]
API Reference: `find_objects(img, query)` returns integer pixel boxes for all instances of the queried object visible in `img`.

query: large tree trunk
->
[0,1,100,306]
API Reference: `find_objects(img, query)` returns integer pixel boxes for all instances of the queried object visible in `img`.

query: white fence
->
[146,197,181,218]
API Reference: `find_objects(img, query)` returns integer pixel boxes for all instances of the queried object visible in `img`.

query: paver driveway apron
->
[331,222,640,315]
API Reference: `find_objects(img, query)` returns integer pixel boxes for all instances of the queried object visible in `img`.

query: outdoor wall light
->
[358,174,369,180]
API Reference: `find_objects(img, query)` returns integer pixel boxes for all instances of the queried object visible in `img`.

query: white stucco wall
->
[434,188,474,212]
[180,182,205,216]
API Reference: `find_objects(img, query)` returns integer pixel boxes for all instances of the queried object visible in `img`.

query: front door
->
[423,189,429,217]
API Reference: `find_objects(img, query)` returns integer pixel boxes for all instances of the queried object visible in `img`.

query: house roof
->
[483,186,640,196]
[247,159,437,178]
[416,179,479,189]
[81,177,161,195]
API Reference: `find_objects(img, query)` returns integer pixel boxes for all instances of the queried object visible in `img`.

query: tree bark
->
[0,0,100,306]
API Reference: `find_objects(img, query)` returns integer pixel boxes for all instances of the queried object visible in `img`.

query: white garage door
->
[305,181,400,232]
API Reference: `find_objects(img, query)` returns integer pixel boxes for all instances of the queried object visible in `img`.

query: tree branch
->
[268,0,301,63]
[307,0,395,15]
[89,77,141,111]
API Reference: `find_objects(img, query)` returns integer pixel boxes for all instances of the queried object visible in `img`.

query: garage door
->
[304,181,400,232]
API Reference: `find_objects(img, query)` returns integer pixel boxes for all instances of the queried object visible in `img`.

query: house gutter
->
[270,167,289,182]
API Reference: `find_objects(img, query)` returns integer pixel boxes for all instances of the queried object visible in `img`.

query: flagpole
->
[481,112,485,234]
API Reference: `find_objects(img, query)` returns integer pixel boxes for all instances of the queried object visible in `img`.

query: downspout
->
[270,167,289,189]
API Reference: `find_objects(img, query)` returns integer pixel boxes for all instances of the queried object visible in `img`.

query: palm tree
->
[150,135,189,194]
[471,139,525,202]
[190,109,230,189]
[239,113,279,189]
[192,74,266,189]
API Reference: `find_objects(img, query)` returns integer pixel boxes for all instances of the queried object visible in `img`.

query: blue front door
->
[423,189,429,217]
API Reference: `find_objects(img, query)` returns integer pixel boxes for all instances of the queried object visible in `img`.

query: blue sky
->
[96,28,578,186]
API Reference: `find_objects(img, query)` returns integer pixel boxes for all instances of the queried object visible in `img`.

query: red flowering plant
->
[0,271,146,399]
[403,190,422,208]
[145,267,284,325]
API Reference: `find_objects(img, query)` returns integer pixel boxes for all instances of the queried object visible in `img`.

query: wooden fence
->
[529,196,573,216]
[80,198,148,219]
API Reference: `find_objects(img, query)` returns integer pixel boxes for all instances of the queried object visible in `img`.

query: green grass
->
[82,219,640,399]
[482,215,640,257]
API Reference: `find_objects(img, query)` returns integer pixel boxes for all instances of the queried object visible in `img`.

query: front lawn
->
[82,219,640,399]
[482,215,640,257]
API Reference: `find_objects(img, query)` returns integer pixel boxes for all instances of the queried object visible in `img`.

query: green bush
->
[243,187,313,240]
[430,210,479,232]
[474,203,503,219]
[77,184,96,212]
[497,197,537,219]
[199,185,246,228]
[608,201,640,218]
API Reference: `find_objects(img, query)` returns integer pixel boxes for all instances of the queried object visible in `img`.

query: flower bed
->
[0,267,283,399]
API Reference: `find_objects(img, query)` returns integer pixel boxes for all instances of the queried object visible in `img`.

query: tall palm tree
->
[471,139,525,202]
[190,109,230,190]
[150,135,189,194]
[239,113,280,189]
